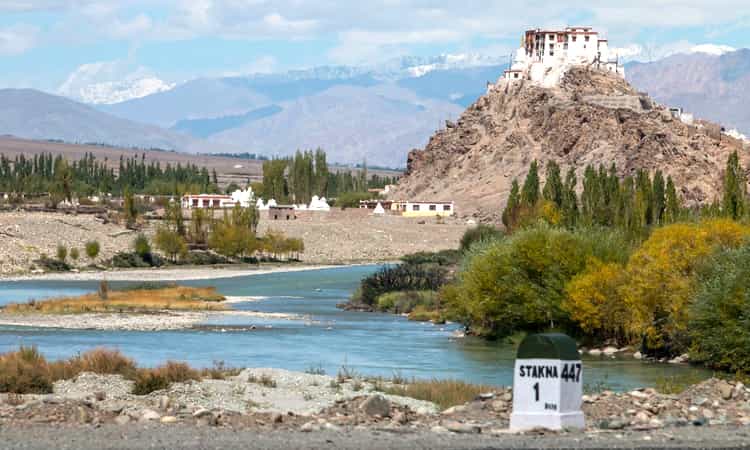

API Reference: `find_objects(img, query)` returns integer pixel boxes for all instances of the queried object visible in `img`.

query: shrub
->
[356,264,448,306]
[132,361,200,395]
[70,248,80,262]
[155,226,188,263]
[34,256,70,272]
[0,346,53,394]
[56,244,68,262]
[333,192,374,209]
[459,224,503,253]
[621,219,750,354]
[133,233,151,259]
[400,249,461,266]
[689,245,750,373]
[376,291,439,315]
[85,240,100,261]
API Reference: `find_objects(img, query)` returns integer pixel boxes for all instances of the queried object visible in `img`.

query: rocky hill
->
[390,67,749,221]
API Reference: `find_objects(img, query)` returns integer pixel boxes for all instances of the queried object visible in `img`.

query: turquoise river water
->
[0,265,710,391]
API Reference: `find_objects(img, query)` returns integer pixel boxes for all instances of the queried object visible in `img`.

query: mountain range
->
[0,52,748,167]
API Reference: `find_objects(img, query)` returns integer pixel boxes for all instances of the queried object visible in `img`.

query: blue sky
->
[1,1,749,100]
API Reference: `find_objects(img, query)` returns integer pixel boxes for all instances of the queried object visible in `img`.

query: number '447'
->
[561,363,581,382]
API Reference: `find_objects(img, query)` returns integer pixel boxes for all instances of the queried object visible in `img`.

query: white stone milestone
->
[509,333,585,431]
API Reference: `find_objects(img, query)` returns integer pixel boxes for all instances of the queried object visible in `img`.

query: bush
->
[0,347,54,394]
[132,361,200,395]
[56,244,67,262]
[376,291,439,315]
[70,248,80,262]
[181,251,232,266]
[444,223,630,338]
[110,252,154,268]
[133,233,151,258]
[357,264,448,306]
[155,226,188,263]
[459,224,504,253]
[400,249,461,266]
[85,240,100,261]
[378,379,495,410]
[34,255,70,272]
[689,245,750,373]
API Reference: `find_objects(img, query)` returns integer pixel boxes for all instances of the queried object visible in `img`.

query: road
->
[2,424,749,450]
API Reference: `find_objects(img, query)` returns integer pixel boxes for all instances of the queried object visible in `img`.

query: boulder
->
[442,420,481,434]
[359,395,391,417]
[139,409,161,422]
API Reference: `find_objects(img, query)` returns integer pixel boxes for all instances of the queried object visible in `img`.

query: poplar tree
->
[521,160,540,207]
[542,160,564,208]
[502,180,521,229]
[652,170,666,225]
[722,151,747,220]
[561,168,579,228]
[665,176,679,223]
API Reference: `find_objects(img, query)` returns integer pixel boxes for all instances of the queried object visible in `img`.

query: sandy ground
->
[257,208,469,264]
[0,209,468,276]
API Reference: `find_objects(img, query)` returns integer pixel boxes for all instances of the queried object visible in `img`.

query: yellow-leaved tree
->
[563,258,629,344]
[620,219,750,352]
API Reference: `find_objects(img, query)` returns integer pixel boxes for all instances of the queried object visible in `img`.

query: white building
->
[183,188,255,209]
[502,27,623,87]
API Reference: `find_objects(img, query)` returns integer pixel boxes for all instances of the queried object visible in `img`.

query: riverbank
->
[1,367,748,445]
[0,263,364,282]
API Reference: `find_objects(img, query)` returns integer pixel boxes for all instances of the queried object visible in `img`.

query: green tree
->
[722,151,746,219]
[665,176,679,223]
[502,180,521,230]
[561,168,579,228]
[652,170,666,225]
[56,244,68,262]
[542,160,563,208]
[154,226,187,263]
[134,233,151,258]
[85,241,100,261]
[70,247,80,262]
[123,188,138,229]
[521,160,540,207]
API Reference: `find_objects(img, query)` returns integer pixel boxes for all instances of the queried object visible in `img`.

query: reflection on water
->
[0,266,711,391]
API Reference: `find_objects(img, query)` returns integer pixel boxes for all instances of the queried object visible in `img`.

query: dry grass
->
[247,373,277,388]
[378,379,496,410]
[2,286,226,314]
[132,361,201,395]
[0,346,219,395]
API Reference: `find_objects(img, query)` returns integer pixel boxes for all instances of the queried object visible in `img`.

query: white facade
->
[230,188,254,208]
[183,188,254,209]
[501,27,624,88]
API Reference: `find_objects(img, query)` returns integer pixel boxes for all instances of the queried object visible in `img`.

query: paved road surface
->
[2,425,750,450]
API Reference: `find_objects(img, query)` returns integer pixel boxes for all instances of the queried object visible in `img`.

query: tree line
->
[258,149,399,204]
[0,152,220,200]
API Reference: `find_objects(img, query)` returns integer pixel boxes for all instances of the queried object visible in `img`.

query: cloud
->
[0,24,39,55]
[58,59,174,104]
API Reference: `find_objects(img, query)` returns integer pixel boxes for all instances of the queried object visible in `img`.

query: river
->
[0,265,710,391]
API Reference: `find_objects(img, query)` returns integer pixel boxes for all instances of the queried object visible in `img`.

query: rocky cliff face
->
[390,67,748,221]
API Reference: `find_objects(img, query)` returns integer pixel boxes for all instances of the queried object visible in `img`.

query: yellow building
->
[393,201,455,217]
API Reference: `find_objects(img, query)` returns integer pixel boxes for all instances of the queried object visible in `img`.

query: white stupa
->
[256,198,268,210]
[373,202,386,215]
[309,195,331,212]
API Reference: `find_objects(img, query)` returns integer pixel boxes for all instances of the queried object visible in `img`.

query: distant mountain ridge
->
[626,49,750,137]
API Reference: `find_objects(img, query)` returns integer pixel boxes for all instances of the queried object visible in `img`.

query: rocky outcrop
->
[390,67,749,221]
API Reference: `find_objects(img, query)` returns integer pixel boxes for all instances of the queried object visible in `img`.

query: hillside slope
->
[390,68,748,220]
[0,89,207,153]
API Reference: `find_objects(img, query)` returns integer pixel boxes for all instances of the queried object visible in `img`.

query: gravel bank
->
[0,310,305,331]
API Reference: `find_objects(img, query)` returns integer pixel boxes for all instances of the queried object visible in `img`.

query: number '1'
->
[533,382,539,401]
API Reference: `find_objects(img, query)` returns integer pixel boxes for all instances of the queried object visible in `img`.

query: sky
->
[1,1,749,102]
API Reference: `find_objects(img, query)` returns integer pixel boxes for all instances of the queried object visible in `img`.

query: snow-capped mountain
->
[69,77,175,105]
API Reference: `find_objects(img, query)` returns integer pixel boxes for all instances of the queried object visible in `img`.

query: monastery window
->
[514,73,519,79]
[429,205,437,211]
[548,34,554,40]
[572,36,577,42]
[412,205,420,211]
[443,205,452,212]
[585,36,590,42]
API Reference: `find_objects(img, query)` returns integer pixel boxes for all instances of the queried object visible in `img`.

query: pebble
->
[300,421,316,432]
[271,413,283,424]
[193,408,212,418]
[140,409,161,421]
[160,416,178,424]
[442,420,482,434]
[442,405,467,415]
[430,425,450,434]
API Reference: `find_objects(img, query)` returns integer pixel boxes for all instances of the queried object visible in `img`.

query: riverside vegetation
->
[348,152,750,375]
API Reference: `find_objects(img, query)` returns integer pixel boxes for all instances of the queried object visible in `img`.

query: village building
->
[182,188,254,209]
[269,205,296,220]
[359,200,394,210]
[501,26,623,87]
[392,201,455,218]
